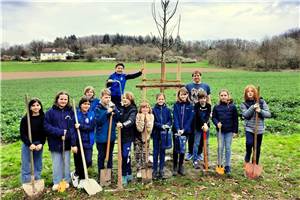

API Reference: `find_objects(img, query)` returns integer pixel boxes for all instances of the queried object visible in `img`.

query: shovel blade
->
[215,166,225,175]
[100,168,112,186]
[80,179,103,196]
[22,179,44,198]
[245,163,263,179]
[141,168,152,182]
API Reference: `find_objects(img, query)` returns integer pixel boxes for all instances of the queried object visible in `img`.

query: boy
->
[193,91,211,169]
[106,63,143,108]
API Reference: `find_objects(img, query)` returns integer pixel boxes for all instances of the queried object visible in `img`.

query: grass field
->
[1,69,300,199]
[1,60,214,72]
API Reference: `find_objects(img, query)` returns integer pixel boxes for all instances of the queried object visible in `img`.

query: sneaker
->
[52,184,59,191]
[198,154,204,161]
[193,161,200,169]
[172,167,178,176]
[225,166,231,175]
[122,176,128,186]
[136,170,142,178]
[178,166,185,176]
[71,171,79,188]
[127,174,133,182]
[159,170,165,179]
[185,153,193,161]
[152,171,159,180]
[78,180,84,189]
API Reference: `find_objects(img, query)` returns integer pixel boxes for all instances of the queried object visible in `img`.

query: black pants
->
[244,131,263,164]
[96,142,115,173]
[74,148,93,179]
[173,135,186,169]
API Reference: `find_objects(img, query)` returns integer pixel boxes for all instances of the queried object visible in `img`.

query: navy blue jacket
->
[194,103,211,131]
[89,98,100,112]
[107,71,142,97]
[44,105,76,152]
[152,104,172,137]
[212,102,238,133]
[76,109,95,149]
[173,101,195,135]
[119,104,137,144]
[94,104,119,143]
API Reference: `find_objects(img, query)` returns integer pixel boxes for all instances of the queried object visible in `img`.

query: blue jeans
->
[193,130,210,162]
[152,134,166,172]
[218,132,233,167]
[122,142,132,176]
[51,151,71,184]
[21,144,43,183]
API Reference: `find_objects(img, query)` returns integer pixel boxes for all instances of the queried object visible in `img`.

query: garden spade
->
[203,130,208,172]
[22,95,44,198]
[141,116,152,182]
[215,127,224,175]
[100,112,113,186]
[245,86,263,179]
[72,100,102,195]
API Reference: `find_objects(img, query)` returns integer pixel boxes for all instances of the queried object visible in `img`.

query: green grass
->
[1,134,299,199]
[0,60,213,72]
[1,71,300,142]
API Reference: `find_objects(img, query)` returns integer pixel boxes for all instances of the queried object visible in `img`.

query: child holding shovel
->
[94,89,119,184]
[20,98,46,184]
[172,87,195,176]
[241,85,271,168]
[44,91,77,191]
[71,96,95,188]
[117,92,138,186]
[212,89,238,175]
[151,93,172,179]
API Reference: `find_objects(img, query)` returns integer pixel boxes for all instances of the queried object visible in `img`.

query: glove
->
[178,129,184,135]
[162,124,170,130]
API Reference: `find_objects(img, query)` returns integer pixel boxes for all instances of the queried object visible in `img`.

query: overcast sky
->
[1,0,299,46]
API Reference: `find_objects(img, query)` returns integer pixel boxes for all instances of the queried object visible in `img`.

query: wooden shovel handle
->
[203,131,208,171]
[253,86,260,164]
[105,113,114,162]
[117,127,123,189]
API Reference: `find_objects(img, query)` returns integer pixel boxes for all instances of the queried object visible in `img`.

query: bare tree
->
[152,0,180,82]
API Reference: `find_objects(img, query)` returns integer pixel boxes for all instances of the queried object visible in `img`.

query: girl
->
[151,94,171,179]
[117,92,138,185]
[135,101,154,179]
[212,89,238,175]
[94,89,119,182]
[240,85,271,167]
[173,87,194,176]
[84,86,100,112]
[44,91,77,191]
[20,98,46,184]
[71,96,95,188]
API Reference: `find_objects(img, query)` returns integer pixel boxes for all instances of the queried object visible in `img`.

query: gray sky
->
[1,0,299,46]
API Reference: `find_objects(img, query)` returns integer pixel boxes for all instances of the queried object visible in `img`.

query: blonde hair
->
[54,91,71,108]
[177,87,190,102]
[123,92,135,105]
[218,89,233,104]
[244,85,259,101]
[138,100,152,113]
[156,93,166,100]
[84,86,95,97]
[101,88,111,97]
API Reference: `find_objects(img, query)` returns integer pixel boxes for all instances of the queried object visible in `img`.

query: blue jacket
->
[94,104,119,143]
[44,105,76,152]
[107,71,142,97]
[119,104,137,144]
[89,98,100,112]
[76,109,95,149]
[152,104,172,137]
[173,102,195,134]
[212,102,239,133]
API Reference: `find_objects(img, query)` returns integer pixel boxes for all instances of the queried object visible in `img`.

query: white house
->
[40,48,75,61]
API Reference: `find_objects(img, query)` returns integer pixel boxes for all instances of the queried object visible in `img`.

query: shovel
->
[141,116,152,182]
[245,87,263,179]
[100,112,113,186]
[117,127,123,190]
[215,127,224,175]
[72,100,102,195]
[203,130,208,172]
[22,95,45,198]
[58,116,69,192]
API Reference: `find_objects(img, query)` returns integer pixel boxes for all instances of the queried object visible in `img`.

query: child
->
[135,100,154,179]
[173,87,194,176]
[151,94,172,179]
[44,91,77,191]
[71,96,95,188]
[212,89,238,175]
[117,92,138,185]
[83,86,100,112]
[240,85,271,167]
[193,91,211,169]
[20,98,46,184]
[94,89,119,181]
[106,63,144,108]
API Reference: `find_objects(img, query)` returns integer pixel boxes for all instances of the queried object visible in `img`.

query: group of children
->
[20,64,271,191]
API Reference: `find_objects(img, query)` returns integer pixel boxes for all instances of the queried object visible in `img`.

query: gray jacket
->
[240,99,271,134]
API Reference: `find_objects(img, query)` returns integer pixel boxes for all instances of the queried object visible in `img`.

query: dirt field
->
[1,68,228,80]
